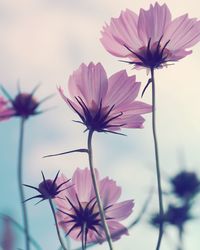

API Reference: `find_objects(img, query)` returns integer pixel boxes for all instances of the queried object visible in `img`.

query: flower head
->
[101,2,200,69]
[165,204,192,228]
[59,62,151,134]
[24,171,71,204]
[170,171,200,199]
[150,203,192,229]
[54,168,134,245]
[0,84,52,120]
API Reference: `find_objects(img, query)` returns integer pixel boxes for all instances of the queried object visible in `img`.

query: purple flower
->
[0,85,52,120]
[0,97,14,121]
[59,62,151,134]
[54,168,134,245]
[170,171,200,199]
[24,171,71,204]
[101,2,200,69]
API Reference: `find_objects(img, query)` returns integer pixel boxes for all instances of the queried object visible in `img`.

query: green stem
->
[87,130,113,250]
[18,118,30,250]
[150,68,164,250]
[49,199,68,250]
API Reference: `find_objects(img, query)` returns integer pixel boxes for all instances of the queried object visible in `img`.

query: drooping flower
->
[0,84,52,120]
[24,171,71,204]
[54,168,134,245]
[101,2,200,69]
[0,97,14,121]
[59,62,151,134]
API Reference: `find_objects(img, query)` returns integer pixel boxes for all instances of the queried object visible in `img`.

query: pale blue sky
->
[0,0,200,249]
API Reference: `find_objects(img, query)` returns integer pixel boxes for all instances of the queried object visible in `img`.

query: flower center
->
[12,93,39,118]
[124,36,171,68]
[38,179,58,199]
[59,196,112,242]
[68,97,124,133]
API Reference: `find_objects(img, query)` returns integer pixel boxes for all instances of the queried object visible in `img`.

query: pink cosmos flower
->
[54,168,134,245]
[0,85,52,120]
[101,2,200,69]
[59,62,151,134]
[0,97,14,121]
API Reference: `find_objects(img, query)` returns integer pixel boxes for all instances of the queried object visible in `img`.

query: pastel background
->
[0,0,199,249]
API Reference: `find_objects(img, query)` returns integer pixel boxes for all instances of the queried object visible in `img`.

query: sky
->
[0,0,200,249]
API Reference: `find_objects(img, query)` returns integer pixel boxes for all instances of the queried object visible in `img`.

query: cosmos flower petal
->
[55,174,78,209]
[101,9,141,57]
[138,3,171,45]
[105,70,141,107]
[106,200,134,221]
[107,221,129,241]
[68,62,108,109]
[72,168,99,203]
[0,97,14,121]
[58,87,83,116]
[99,177,121,207]
[113,115,145,129]
[164,15,200,50]
[117,101,152,115]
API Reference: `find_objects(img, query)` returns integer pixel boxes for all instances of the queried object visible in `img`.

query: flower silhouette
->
[101,2,200,69]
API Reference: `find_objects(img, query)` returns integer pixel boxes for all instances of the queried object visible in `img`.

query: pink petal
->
[0,97,14,121]
[164,14,200,51]
[167,49,192,61]
[72,168,99,203]
[112,114,146,129]
[55,174,78,209]
[138,2,171,45]
[105,70,141,108]
[106,200,134,221]
[68,62,108,109]
[107,221,129,241]
[99,177,121,207]
[58,87,83,115]
[100,9,142,57]
[118,101,152,115]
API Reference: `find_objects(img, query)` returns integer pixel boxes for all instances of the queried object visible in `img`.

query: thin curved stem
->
[87,130,113,250]
[150,68,164,250]
[18,118,30,250]
[49,199,68,250]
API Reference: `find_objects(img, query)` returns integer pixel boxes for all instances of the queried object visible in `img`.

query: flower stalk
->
[87,130,113,250]
[150,68,164,250]
[17,117,30,250]
[49,198,68,250]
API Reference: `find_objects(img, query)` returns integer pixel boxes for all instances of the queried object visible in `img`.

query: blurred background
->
[0,0,200,249]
